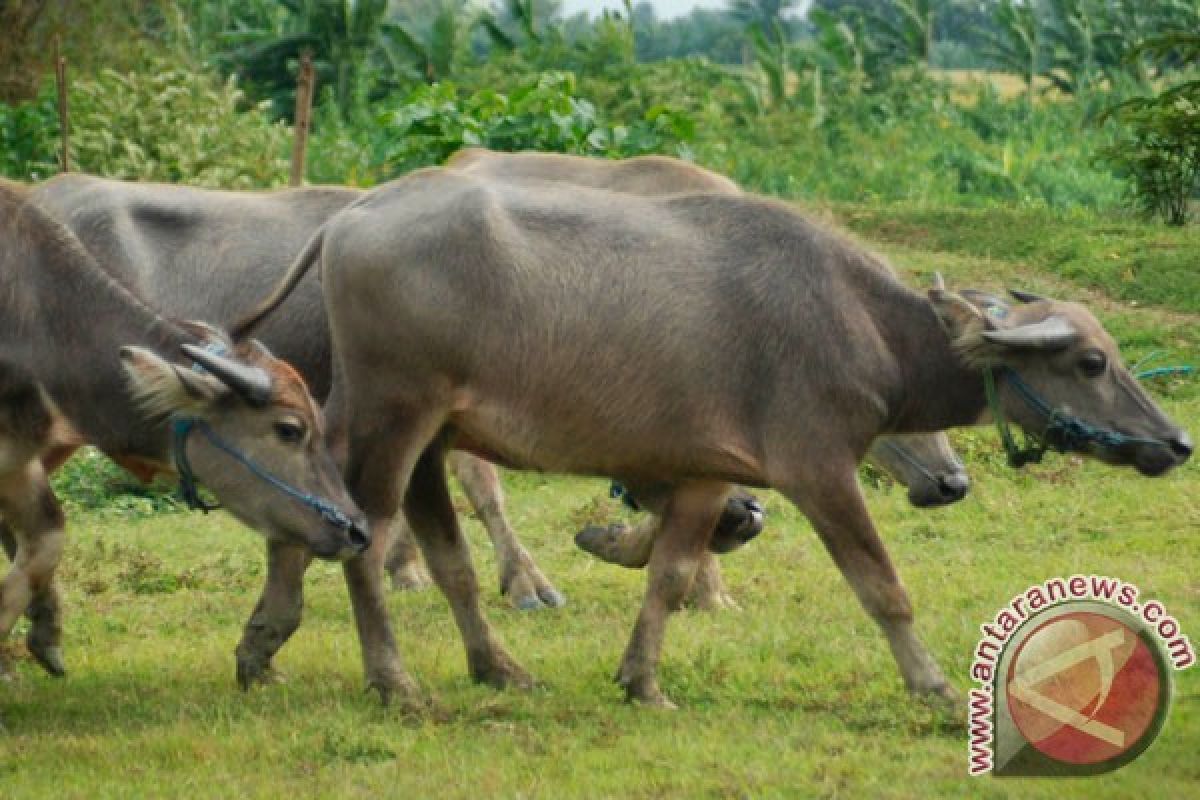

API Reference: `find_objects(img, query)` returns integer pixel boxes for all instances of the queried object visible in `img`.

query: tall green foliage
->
[1100,32,1200,225]
[376,71,695,178]
[215,0,404,115]
[69,56,290,187]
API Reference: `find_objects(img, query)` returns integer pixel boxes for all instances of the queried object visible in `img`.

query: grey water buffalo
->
[29,172,562,611]
[232,164,1190,709]
[451,149,970,608]
[25,167,966,630]
[0,181,366,681]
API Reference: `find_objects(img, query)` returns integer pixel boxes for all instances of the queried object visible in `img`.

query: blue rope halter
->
[170,340,357,531]
[983,366,1164,468]
[171,417,358,531]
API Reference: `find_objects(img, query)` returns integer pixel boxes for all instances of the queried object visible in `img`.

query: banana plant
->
[975,0,1043,106]
[864,0,934,70]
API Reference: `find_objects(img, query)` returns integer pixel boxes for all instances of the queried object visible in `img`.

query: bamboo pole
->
[54,35,69,172]
[289,51,315,187]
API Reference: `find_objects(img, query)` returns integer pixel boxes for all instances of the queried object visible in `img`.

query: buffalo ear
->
[120,346,223,416]
[928,288,994,339]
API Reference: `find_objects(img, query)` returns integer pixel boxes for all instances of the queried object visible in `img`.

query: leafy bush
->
[1100,86,1200,226]
[375,71,695,178]
[0,86,59,180]
[68,56,291,188]
[51,448,180,518]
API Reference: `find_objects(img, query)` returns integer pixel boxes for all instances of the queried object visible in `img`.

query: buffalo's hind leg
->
[405,441,531,689]
[782,463,955,709]
[616,481,730,708]
[447,451,564,610]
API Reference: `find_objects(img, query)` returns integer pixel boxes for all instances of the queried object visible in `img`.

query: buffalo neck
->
[1,198,193,460]
[876,286,988,433]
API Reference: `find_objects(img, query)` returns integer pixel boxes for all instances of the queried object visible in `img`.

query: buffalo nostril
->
[938,473,970,499]
[347,521,370,551]
[1170,432,1193,460]
[744,500,764,516]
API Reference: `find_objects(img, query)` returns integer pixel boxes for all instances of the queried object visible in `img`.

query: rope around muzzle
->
[875,439,963,489]
[170,416,359,532]
[983,366,1166,469]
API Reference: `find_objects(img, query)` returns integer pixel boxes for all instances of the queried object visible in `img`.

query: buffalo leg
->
[384,517,431,591]
[576,516,737,610]
[782,466,953,704]
[446,450,564,610]
[616,481,729,708]
[339,405,445,704]
[1,520,65,672]
[235,540,313,689]
[0,461,66,679]
[405,442,531,689]
[686,554,739,611]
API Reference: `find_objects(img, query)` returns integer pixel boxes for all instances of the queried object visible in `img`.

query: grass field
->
[2,208,1198,798]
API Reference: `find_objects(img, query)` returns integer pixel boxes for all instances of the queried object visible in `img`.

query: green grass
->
[832,204,1200,315]
[3,210,1199,798]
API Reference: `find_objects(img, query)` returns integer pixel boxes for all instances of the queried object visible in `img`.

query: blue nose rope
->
[609,481,642,512]
[171,417,359,531]
[984,367,1166,468]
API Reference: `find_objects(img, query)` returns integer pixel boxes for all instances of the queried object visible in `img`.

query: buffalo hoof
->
[469,649,534,691]
[389,562,432,592]
[27,640,65,677]
[618,674,678,710]
[366,668,424,708]
[915,683,965,727]
[504,562,566,611]
[686,585,740,612]
[236,656,285,690]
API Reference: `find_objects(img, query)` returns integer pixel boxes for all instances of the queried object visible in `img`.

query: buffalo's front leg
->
[616,481,729,708]
[1,519,65,675]
[783,465,954,707]
[0,462,66,680]
[236,540,312,689]
[406,443,531,690]
[447,451,564,610]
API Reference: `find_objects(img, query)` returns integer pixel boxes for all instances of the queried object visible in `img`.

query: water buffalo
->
[0,181,366,681]
[22,163,968,678]
[234,166,1190,709]
[450,149,969,608]
[29,173,562,611]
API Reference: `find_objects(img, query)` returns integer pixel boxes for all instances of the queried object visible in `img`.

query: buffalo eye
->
[1078,350,1107,378]
[274,419,307,444]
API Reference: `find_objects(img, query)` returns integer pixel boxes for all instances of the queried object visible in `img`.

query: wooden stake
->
[289,51,315,187]
[54,35,69,172]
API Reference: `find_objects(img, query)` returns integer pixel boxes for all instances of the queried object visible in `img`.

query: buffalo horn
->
[1008,288,1049,304]
[981,315,1078,350]
[181,343,274,407]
